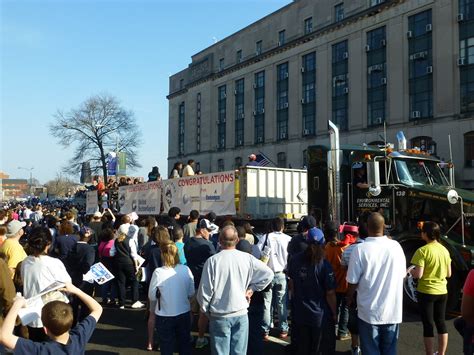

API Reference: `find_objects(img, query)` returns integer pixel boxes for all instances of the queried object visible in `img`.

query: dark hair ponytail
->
[422,221,441,241]
[26,227,52,256]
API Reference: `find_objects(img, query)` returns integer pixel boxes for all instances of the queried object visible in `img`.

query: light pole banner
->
[162,171,236,215]
[117,152,127,176]
[86,191,99,215]
[118,181,162,215]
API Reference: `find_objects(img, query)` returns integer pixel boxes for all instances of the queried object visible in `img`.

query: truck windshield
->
[395,159,449,186]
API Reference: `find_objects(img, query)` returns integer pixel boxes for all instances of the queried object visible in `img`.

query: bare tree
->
[44,174,78,197]
[50,94,141,182]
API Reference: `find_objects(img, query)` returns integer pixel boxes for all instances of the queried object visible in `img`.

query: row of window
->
[217,1,387,71]
[177,2,473,156]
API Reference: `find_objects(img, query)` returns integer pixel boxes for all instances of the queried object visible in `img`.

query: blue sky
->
[1,0,291,183]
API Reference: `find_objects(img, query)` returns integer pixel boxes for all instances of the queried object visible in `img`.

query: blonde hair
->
[160,242,179,268]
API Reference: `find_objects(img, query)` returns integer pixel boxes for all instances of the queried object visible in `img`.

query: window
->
[235,78,245,147]
[371,0,385,6]
[217,159,225,172]
[302,52,316,136]
[179,79,184,90]
[411,136,437,155]
[277,152,287,168]
[367,26,387,126]
[219,58,224,71]
[465,131,474,166]
[178,102,185,155]
[278,30,286,46]
[217,86,226,150]
[408,10,433,119]
[459,1,474,112]
[235,157,243,169]
[460,0,474,21]
[335,3,344,22]
[304,17,313,34]
[236,50,242,63]
[196,93,201,152]
[254,71,265,143]
[256,40,262,55]
[332,40,349,130]
[277,62,289,141]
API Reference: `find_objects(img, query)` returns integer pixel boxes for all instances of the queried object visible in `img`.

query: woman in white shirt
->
[21,227,72,342]
[148,241,194,355]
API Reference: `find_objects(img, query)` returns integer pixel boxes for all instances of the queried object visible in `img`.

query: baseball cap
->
[236,239,252,254]
[198,219,217,232]
[308,227,325,245]
[118,224,130,236]
[298,215,317,231]
[6,220,26,237]
[93,211,102,219]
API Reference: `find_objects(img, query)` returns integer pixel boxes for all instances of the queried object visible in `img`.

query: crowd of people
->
[0,200,472,355]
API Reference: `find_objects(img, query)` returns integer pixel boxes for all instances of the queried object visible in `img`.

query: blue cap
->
[308,227,325,245]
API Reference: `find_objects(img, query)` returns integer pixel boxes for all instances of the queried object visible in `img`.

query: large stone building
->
[168,0,474,189]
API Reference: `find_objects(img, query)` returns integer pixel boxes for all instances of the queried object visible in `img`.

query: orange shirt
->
[325,241,348,293]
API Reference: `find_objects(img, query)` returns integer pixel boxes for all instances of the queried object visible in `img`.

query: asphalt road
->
[85,305,464,354]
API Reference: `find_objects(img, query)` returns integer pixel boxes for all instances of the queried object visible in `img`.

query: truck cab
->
[308,122,474,310]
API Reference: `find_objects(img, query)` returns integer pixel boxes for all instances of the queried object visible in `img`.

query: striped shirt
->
[341,239,364,267]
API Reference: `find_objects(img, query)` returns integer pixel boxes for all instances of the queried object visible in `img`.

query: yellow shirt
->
[411,241,451,295]
[0,238,27,277]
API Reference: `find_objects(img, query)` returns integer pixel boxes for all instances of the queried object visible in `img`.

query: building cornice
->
[167,0,404,100]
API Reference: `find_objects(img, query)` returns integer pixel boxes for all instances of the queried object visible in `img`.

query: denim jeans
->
[100,278,117,301]
[336,292,349,336]
[155,311,192,355]
[262,272,288,333]
[358,318,399,355]
[248,302,264,355]
[209,314,249,355]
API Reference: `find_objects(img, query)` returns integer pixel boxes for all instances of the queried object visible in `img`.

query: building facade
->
[168,0,474,189]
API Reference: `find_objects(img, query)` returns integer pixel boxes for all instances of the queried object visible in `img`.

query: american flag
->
[255,152,272,167]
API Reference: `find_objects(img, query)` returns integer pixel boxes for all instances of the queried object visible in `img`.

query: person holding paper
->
[0,282,102,354]
[21,227,72,342]
[111,224,144,309]
[148,241,195,355]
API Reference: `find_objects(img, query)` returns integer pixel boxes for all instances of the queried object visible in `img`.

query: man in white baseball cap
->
[0,220,27,277]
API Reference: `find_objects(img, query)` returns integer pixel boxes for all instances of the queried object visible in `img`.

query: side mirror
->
[367,161,380,188]
[367,161,381,197]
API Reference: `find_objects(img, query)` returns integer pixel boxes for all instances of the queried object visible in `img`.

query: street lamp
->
[18,166,34,185]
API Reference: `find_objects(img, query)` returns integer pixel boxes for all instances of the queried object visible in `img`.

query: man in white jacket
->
[197,225,273,355]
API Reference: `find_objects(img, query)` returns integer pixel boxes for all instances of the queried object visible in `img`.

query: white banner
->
[118,181,162,215]
[86,191,98,215]
[162,171,236,216]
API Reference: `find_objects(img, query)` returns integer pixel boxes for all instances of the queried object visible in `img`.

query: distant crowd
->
[0,200,472,355]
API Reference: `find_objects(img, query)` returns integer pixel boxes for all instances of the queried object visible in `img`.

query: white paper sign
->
[118,181,162,215]
[86,190,99,215]
[162,171,236,215]
[83,262,115,285]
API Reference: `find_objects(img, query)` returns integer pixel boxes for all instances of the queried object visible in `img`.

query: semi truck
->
[307,120,474,310]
